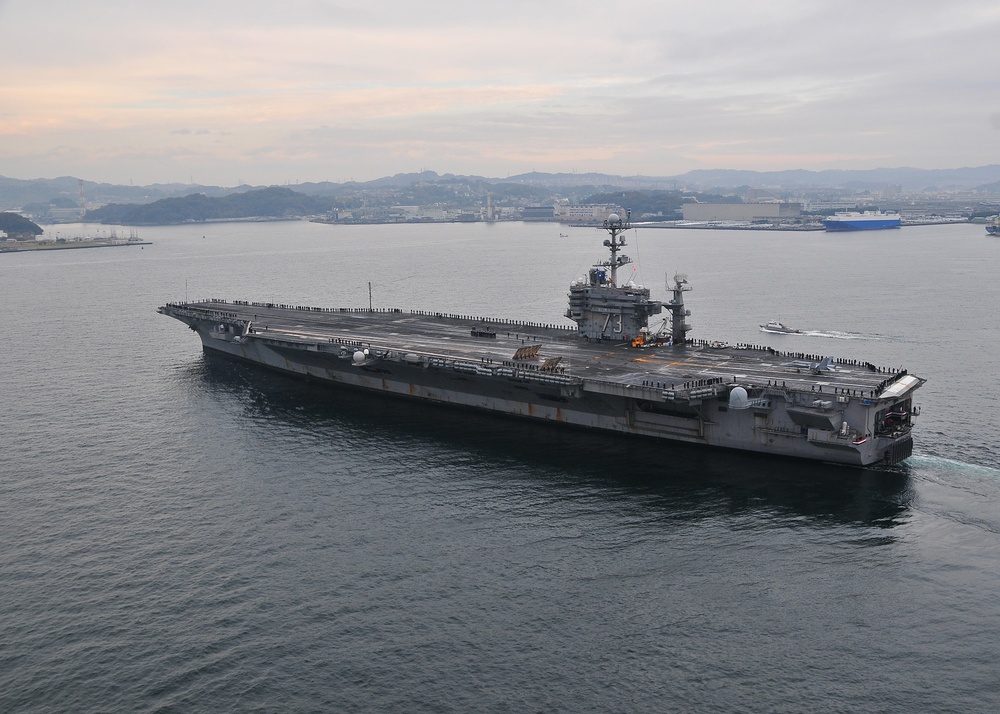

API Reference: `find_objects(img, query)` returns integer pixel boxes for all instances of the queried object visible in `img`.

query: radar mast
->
[601,211,631,286]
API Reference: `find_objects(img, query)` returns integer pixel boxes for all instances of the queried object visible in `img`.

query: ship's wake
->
[908,453,1000,478]
[906,454,1000,536]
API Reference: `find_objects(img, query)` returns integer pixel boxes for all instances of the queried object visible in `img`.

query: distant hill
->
[0,212,43,236]
[0,175,246,212]
[4,164,1000,224]
[84,186,334,225]
[502,166,1000,191]
[665,166,1000,191]
[580,189,740,221]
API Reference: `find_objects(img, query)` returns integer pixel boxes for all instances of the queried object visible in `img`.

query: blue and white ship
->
[822,211,902,231]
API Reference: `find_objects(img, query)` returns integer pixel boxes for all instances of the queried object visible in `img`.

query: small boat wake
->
[801,330,869,340]
[759,324,872,339]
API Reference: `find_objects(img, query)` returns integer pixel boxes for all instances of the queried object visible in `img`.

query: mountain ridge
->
[4,163,1000,196]
[4,165,1000,220]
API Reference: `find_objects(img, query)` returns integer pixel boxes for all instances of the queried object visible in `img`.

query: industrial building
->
[681,202,802,221]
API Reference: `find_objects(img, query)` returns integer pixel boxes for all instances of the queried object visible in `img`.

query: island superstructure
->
[159,213,923,466]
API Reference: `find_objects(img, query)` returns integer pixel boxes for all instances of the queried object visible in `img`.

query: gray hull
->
[164,304,919,467]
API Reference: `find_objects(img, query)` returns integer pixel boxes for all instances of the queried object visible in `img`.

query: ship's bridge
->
[565,211,663,342]
[566,282,661,342]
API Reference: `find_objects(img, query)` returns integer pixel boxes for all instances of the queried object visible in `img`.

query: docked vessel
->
[760,321,801,334]
[822,211,902,231]
[986,216,999,235]
[159,213,924,466]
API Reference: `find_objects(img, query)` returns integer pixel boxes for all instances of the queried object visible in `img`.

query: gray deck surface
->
[190,300,898,395]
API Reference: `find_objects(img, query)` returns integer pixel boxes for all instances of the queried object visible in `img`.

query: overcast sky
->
[2,0,998,186]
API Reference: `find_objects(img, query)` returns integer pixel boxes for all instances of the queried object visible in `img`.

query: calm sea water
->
[2,220,999,712]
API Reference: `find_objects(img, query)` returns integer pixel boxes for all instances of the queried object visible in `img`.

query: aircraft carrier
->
[159,213,923,466]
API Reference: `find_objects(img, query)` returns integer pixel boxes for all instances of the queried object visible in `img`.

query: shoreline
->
[1,240,152,254]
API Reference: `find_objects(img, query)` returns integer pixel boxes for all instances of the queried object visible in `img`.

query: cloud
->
[2,0,1000,184]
